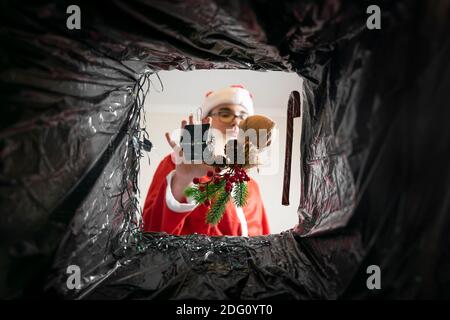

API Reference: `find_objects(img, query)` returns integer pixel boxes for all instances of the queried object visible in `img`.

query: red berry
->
[207,171,214,177]
[225,186,231,193]
[199,185,205,192]
[204,199,211,206]
[224,173,230,179]
[214,178,221,184]
[215,167,221,173]
[193,177,200,184]
[244,176,250,181]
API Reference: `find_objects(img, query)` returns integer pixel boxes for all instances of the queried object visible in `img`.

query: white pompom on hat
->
[202,85,254,117]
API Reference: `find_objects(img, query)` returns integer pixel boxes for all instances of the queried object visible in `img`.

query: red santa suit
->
[142,152,270,236]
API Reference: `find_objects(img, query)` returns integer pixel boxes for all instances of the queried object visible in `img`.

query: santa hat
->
[202,85,254,117]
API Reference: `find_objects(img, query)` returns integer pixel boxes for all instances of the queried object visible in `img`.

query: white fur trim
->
[235,206,248,236]
[165,170,198,213]
[202,86,254,117]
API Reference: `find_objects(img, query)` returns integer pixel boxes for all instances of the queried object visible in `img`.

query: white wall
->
[138,70,302,234]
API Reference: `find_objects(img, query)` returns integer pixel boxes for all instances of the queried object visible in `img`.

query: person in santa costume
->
[142,85,270,236]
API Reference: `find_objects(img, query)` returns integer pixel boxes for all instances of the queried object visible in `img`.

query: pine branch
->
[206,179,226,197]
[184,186,206,203]
[184,186,198,198]
[232,182,248,207]
[184,179,227,205]
[206,187,230,225]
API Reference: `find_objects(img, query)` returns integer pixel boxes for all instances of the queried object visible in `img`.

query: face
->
[206,104,248,140]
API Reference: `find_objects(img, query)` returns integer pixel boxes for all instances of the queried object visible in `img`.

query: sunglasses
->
[209,111,248,124]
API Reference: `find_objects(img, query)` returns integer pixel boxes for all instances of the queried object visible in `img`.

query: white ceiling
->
[144,70,302,117]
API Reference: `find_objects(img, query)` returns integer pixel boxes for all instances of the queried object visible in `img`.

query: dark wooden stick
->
[282,91,301,205]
